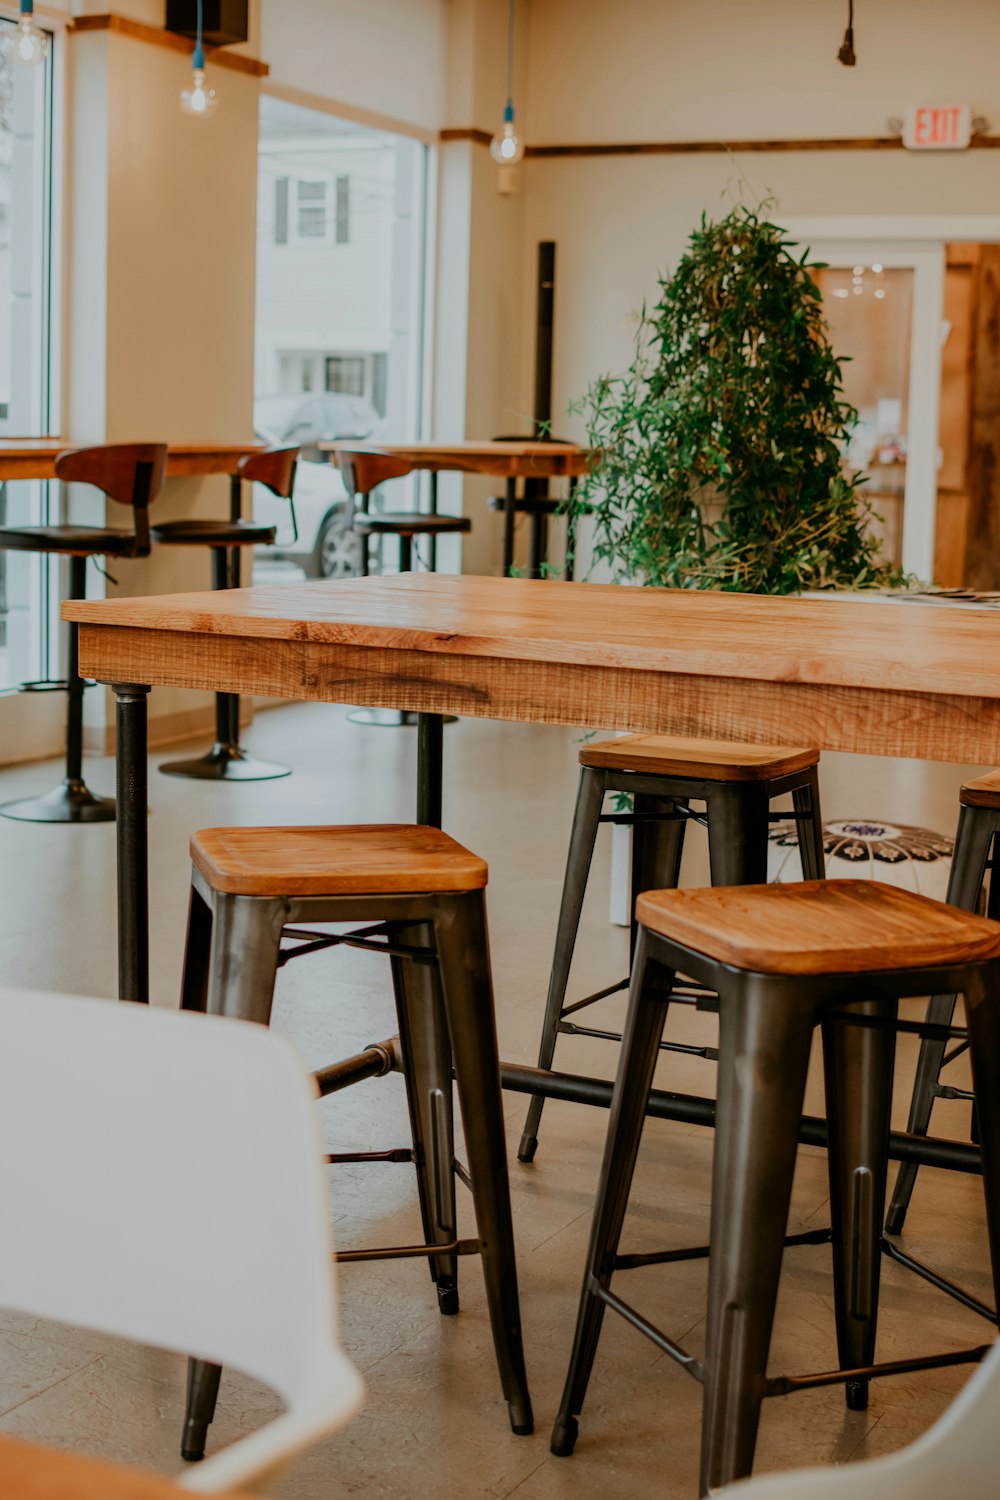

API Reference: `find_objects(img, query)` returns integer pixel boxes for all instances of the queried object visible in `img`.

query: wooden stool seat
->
[0,524,146,557]
[961,769,1000,808]
[151,518,277,548]
[353,513,472,537]
[579,733,819,781]
[636,878,1000,976]
[191,824,489,897]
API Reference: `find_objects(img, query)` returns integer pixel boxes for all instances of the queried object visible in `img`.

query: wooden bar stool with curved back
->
[518,732,825,1162]
[336,447,471,727]
[886,766,1000,1234]
[154,447,299,781]
[552,879,1000,1495]
[176,821,533,1461]
[0,443,168,823]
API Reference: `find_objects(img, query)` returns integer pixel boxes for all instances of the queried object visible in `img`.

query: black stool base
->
[0,778,116,824]
[550,1415,578,1455]
[159,743,291,782]
[509,1399,534,1436]
[348,708,458,728]
[437,1278,460,1315]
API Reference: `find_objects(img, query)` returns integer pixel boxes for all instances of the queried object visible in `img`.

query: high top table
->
[65,573,1000,1017]
[323,439,592,575]
[0,439,266,481]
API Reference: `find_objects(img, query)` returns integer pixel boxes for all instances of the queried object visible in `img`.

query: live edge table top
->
[322,439,592,479]
[0,439,266,481]
[65,573,1000,766]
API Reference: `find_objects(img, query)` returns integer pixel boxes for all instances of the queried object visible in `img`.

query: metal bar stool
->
[887,767,1000,1234]
[488,433,577,579]
[154,447,299,781]
[0,443,168,823]
[335,447,471,727]
[517,734,825,1162]
[551,879,1000,1496]
[177,822,532,1463]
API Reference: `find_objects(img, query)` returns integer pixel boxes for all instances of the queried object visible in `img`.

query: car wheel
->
[316,508,366,579]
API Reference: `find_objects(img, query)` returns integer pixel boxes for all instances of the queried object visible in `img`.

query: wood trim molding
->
[443,130,1000,157]
[440,127,493,148]
[70,15,269,77]
[526,135,1000,157]
[262,81,437,145]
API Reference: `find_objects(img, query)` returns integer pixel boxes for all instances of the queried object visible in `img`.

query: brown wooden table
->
[0,439,266,481]
[65,570,1000,1003]
[323,439,592,575]
[0,1433,248,1499]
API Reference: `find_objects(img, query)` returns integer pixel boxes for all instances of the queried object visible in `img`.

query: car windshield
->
[254,394,381,450]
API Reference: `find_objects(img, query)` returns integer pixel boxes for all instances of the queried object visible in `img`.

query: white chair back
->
[0,988,363,1491]
[719,1338,1000,1498]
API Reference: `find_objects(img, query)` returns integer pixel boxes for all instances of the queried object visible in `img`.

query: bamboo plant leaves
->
[568,205,900,595]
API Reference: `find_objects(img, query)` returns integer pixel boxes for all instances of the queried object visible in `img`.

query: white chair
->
[717,1338,1000,1498]
[0,986,364,1493]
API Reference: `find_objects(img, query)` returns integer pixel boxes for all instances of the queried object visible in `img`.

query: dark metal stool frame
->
[177,864,533,1462]
[551,919,1000,1495]
[887,789,1000,1235]
[0,443,168,824]
[518,757,825,1163]
[154,447,299,781]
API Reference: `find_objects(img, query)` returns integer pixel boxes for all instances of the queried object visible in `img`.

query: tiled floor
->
[0,704,993,1497]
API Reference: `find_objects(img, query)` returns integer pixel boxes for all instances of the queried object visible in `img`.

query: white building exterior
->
[254,97,425,438]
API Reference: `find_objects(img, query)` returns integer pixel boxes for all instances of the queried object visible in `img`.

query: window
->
[296,179,328,240]
[255,97,429,578]
[0,17,56,700]
[274,177,288,245]
[335,175,349,244]
[325,356,365,397]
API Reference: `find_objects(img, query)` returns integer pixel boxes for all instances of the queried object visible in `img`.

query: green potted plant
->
[568,203,901,594]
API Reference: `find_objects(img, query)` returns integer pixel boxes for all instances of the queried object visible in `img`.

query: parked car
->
[250,393,384,578]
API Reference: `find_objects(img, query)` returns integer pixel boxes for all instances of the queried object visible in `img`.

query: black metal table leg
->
[502,478,517,575]
[417,713,444,828]
[428,470,438,572]
[113,682,150,1004]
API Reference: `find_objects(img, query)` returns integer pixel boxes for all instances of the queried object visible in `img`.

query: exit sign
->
[903,105,972,150]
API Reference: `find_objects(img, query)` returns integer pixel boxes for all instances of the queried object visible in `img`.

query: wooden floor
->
[0,703,991,1498]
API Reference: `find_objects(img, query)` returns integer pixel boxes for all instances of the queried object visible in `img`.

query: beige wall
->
[62,20,261,739]
[262,0,446,133]
[512,0,1000,443]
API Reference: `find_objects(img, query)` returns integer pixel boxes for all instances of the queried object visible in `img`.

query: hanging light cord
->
[505,0,516,108]
[838,0,856,66]
[193,0,205,69]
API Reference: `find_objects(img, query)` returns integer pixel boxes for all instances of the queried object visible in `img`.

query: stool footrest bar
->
[314,1038,401,1096]
[766,1344,991,1398]
[558,1020,718,1059]
[593,1282,703,1379]
[498,1061,983,1171]
[325,1148,414,1165]
[881,1238,998,1323]
[613,1226,832,1271]
[335,1237,480,1264]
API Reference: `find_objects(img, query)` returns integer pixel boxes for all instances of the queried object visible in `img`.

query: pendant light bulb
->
[490,104,525,165]
[180,1,217,117]
[181,58,217,117]
[7,2,48,68]
[491,0,524,166]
